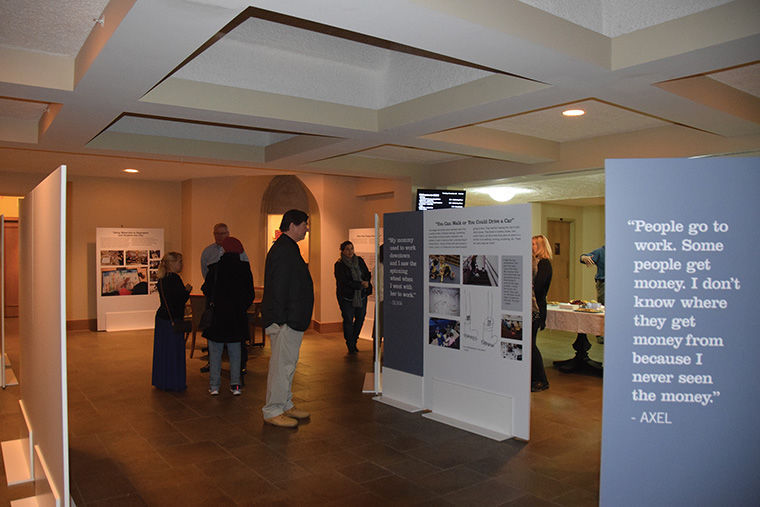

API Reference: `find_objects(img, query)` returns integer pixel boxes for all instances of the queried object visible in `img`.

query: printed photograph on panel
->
[429,286,460,316]
[126,250,149,265]
[149,260,160,270]
[149,270,158,282]
[429,318,460,349]
[100,250,124,266]
[501,314,523,341]
[463,254,499,286]
[501,342,523,361]
[429,254,460,284]
[149,282,158,294]
[150,250,161,260]
[101,267,145,296]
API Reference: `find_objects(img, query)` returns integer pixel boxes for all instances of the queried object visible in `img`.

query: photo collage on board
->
[100,248,161,296]
[428,252,523,360]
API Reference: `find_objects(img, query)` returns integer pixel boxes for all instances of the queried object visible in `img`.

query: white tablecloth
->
[545,305,604,335]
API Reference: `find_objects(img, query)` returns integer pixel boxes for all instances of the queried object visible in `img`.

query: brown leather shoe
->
[284,407,310,420]
[264,414,298,428]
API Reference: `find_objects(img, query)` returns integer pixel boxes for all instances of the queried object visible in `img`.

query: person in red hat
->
[201,236,254,396]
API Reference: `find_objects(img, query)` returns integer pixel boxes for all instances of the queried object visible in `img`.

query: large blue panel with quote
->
[383,211,424,376]
[601,158,759,506]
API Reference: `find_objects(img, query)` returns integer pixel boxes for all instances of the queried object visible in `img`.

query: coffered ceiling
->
[0,0,758,204]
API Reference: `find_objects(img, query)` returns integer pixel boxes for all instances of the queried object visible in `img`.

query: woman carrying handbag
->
[152,252,192,391]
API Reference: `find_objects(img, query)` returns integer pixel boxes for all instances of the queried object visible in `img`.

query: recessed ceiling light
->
[123,168,139,173]
[562,109,585,117]
[473,186,532,202]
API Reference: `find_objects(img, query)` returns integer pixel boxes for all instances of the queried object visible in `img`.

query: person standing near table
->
[580,245,605,343]
[531,235,553,392]
[261,209,314,428]
[152,252,192,391]
[200,223,249,278]
[202,237,254,396]
[334,240,372,354]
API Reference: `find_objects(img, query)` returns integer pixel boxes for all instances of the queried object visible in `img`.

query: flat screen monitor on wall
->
[416,189,466,210]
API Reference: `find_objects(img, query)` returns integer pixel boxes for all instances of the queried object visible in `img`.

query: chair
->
[247,301,266,347]
[188,294,207,358]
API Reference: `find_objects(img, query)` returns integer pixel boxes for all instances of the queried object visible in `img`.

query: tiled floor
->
[1,318,603,506]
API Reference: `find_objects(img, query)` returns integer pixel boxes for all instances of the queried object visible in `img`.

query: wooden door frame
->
[545,217,576,301]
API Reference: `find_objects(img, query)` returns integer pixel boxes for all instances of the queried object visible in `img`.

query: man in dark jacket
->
[261,209,314,428]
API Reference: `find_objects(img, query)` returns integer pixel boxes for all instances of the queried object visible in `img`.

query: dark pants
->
[531,318,548,385]
[339,297,367,351]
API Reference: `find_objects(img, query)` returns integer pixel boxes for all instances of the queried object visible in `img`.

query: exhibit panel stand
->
[95,227,163,331]
[601,158,760,506]
[422,378,513,441]
[0,166,71,506]
[373,367,423,412]
[422,205,532,440]
[356,218,383,394]
[1,214,17,388]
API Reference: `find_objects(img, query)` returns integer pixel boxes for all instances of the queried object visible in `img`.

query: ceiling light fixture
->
[474,186,531,203]
[562,109,585,117]
[123,168,139,174]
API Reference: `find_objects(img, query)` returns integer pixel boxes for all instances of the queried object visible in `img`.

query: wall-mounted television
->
[416,189,466,210]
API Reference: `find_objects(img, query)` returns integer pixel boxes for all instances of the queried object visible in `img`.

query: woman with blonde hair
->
[531,235,553,392]
[152,252,192,391]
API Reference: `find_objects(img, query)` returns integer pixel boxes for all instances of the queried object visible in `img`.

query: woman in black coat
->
[531,234,553,392]
[152,252,192,391]
[334,240,372,354]
[202,237,254,395]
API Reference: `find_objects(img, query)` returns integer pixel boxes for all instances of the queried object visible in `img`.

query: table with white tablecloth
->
[545,304,604,374]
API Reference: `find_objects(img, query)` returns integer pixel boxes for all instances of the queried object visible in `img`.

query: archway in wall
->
[260,176,322,323]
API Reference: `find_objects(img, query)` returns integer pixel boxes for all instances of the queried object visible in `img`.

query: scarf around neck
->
[341,254,363,307]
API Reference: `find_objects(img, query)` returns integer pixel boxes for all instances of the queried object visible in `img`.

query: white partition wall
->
[12,166,68,506]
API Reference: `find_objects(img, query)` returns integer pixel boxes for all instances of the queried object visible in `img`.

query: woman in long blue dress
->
[152,252,192,391]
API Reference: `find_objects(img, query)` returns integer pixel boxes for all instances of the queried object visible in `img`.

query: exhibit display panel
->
[95,227,164,331]
[2,166,69,505]
[601,158,759,506]
[378,211,425,410]
[380,205,533,439]
[422,204,532,440]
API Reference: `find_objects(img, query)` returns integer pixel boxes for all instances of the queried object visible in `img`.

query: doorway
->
[3,218,19,318]
[546,219,571,302]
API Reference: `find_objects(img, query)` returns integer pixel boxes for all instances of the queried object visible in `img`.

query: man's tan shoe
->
[284,407,310,420]
[264,414,298,428]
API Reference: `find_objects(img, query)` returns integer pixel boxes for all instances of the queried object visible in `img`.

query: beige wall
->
[66,176,182,321]
[3,167,410,325]
[535,203,605,300]
[178,173,411,326]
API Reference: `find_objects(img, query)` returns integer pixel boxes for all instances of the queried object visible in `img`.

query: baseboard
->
[66,319,96,331]
[311,321,342,333]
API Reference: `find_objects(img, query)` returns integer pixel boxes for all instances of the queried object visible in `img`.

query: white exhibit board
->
[349,227,382,340]
[95,227,164,331]
[422,204,532,440]
[18,165,68,505]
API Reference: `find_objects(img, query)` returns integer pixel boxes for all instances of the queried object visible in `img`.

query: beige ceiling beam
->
[0,47,73,91]
[142,78,378,132]
[612,0,760,71]
[379,75,550,131]
[655,75,760,126]
[411,0,610,69]
[420,126,558,164]
[264,135,343,163]
[88,132,265,163]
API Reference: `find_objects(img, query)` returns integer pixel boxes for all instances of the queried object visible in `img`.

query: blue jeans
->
[208,340,241,390]
[339,297,367,350]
